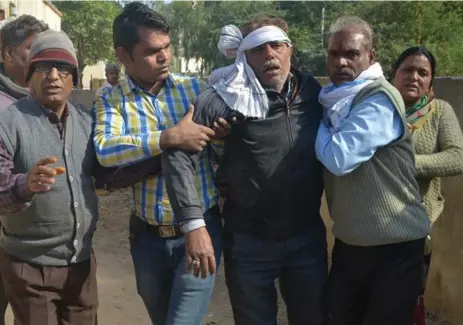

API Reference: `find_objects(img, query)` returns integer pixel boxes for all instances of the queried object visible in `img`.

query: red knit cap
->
[25,30,79,85]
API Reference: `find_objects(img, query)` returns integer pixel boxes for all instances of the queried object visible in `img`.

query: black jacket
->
[162,70,325,237]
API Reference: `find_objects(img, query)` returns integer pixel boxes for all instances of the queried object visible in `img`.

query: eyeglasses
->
[34,63,74,78]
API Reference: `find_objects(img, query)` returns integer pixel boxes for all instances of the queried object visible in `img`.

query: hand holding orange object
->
[27,156,58,193]
[54,166,66,175]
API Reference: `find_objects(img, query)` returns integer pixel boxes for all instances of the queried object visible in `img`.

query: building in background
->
[0,0,61,31]
[171,33,204,76]
[82,61,110,90]
[177,56,204,76]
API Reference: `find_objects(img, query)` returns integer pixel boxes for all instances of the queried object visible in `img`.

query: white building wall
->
[179,56,204,75]
[82,61,106,90]
[0,0,61,31]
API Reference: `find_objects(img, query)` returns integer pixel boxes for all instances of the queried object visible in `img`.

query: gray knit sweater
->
[412,99,463,224]
[324,77,430,246]
[0,97,99,266]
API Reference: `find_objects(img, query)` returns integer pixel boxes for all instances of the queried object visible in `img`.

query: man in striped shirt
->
[93,3,222,324]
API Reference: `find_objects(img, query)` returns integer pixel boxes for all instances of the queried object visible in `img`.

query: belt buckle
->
[158,225,176,237]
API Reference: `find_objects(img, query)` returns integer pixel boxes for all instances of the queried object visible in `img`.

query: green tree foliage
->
[159,0,463,77]
[55,0,463,78]
[54,1,123,87]
[358,1,463,77]
[160,0,281,75]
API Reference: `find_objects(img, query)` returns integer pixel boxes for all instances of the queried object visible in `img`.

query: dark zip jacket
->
[162,70,325,237]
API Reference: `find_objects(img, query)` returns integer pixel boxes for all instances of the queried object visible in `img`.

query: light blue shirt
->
[315,93,404,176]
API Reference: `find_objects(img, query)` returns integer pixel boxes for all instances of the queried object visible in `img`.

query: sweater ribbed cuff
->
[176,206,204,224]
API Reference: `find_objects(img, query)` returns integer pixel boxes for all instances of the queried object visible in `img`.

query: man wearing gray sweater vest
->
[0,29,162,325]
[0,29,100,325]
[315,17,430,325]
[0,15,48,325]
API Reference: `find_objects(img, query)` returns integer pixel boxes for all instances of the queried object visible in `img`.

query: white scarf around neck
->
[319,62,384,131]
[208,24,291,119]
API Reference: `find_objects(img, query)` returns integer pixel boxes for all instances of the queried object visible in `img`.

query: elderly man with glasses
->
[0,29,163,325]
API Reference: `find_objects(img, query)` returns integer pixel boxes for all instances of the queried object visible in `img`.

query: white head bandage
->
[208,24,291,119]
[217,25,242,59]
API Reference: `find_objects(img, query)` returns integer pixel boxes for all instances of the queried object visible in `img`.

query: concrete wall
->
[70,89,96,109]
[421,77,463,324]
[82,61,106,90]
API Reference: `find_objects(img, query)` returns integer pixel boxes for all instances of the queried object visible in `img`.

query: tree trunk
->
[78,63,84,89]
[417,4,423,45]
[79,72,84,90]
[77,41,84,89]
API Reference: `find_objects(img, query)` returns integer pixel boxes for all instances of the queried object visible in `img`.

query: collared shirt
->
[315,93,404,176]
[284,73,295,100]
[93,73,218,226]
[32,96,68,139]
[96,80,115,97]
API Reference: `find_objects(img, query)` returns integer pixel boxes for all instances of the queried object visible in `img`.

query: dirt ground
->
[89,189,288,325]
[4,189,452,325]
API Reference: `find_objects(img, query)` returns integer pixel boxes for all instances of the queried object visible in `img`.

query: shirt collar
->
[28,94,69,122]
[285,73,295,99]
[264,73,295,98]
[121,73,179,96]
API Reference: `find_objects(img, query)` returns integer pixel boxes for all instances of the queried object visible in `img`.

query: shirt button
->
[69,176,74,182]
[64,149,69,155]
[71,256,77,263]
[74,202,79,208]
[73,240,78,246]
[76,222,80,229]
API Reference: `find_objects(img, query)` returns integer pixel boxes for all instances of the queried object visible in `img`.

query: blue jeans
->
[129,211,222,325]
[223,226,327,325]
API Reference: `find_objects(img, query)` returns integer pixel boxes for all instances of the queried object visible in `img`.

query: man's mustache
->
[334,69,354,75]
[261,60,280,72]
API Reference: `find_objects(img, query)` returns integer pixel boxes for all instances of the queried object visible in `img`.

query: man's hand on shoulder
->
[160,105,215,152]
[212,117,236,139]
